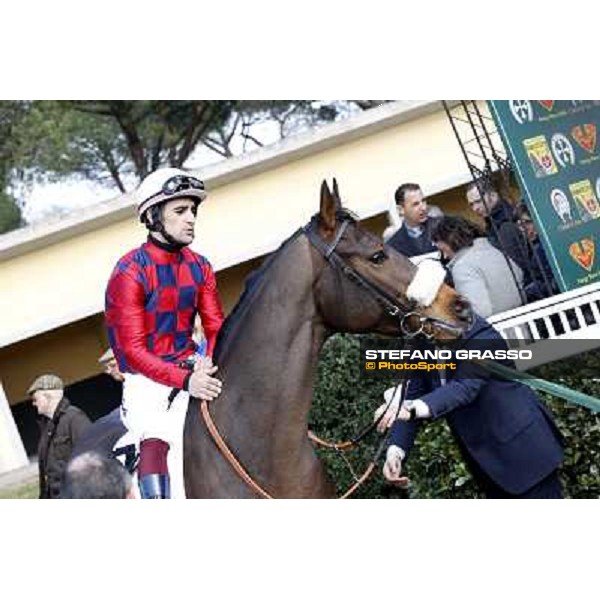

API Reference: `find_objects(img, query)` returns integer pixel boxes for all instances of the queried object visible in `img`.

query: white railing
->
[488,281,600,370]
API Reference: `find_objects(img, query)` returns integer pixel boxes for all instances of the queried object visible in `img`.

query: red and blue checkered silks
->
[105,238,224,390]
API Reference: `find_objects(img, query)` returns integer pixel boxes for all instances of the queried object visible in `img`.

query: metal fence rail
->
[488,282,600,370]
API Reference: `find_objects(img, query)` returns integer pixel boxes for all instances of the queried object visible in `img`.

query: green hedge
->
[309,334,600,498]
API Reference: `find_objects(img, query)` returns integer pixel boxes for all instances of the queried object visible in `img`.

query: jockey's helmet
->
[135,167,207,228]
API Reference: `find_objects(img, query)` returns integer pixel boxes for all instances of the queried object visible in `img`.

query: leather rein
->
[199,378,409,499]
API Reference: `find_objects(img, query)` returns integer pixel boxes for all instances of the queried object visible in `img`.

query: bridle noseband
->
[302,218,464,340]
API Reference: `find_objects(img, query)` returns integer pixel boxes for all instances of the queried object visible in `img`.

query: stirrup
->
[139,474,171,499]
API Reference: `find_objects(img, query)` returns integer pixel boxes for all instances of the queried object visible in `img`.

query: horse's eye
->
[369,250,387,265]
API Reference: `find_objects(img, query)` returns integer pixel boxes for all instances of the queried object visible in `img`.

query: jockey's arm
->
[196,261,225,357]
[106,270,192,390]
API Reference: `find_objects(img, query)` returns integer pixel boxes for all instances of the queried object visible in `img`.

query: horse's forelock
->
[311,208,357,230]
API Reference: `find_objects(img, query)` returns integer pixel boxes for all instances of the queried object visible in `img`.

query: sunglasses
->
[161,175,205,196]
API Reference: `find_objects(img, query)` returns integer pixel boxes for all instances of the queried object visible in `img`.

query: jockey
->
[105,167,225,499]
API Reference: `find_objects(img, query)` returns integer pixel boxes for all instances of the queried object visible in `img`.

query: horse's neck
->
[214,236,325,444]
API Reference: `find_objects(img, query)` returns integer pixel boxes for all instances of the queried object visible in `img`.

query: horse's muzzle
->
[454,295,474,327]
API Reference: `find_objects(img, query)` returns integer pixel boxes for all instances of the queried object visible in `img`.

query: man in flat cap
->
[28,374,91,499]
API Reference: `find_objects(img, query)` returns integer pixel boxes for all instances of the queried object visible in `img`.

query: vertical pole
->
[0,381,29,474]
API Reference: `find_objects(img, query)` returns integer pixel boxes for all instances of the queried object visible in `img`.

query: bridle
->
[302,216,465,339]
[193,216,470,498]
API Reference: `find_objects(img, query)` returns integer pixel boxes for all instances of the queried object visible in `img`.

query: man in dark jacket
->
[377,317,564,498]
[386,183,441,258]
[465,181,530,276]
[514,202,559,300]
[28,374,91,499]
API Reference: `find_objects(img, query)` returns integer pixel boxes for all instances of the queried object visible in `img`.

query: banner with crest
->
[489,100,600,291]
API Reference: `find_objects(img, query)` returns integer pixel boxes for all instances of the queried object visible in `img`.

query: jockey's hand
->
[188,365,222,401]
[374,385,403,432]
[383,445,409,487]
[397,399,431,421]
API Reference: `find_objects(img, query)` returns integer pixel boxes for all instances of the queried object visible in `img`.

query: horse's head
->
[305,179,472,342]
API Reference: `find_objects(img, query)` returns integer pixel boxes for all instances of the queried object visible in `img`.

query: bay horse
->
[182,180,472,498]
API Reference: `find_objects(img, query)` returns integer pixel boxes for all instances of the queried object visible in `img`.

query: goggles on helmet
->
[138,174,206,217]
[147,174,205,202]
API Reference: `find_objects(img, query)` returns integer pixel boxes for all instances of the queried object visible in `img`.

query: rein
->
[198,378,410,499]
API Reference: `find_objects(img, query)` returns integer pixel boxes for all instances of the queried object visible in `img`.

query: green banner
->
[488,100,600,291]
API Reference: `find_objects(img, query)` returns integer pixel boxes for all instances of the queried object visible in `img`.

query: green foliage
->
[310,334,600,498]
[0,102,25,233]
[10,101,127,187]
[533,350,600,498]
[0,191,23,234]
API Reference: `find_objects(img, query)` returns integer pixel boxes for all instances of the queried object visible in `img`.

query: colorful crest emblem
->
[569,238,595,272]
[537,101,555,111]
[568,179,600,221]
[571,124,597,153]
[523,136,558,177]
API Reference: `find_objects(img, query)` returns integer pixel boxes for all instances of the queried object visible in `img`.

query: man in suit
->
[386,183,442,258]
[376,317,564,498]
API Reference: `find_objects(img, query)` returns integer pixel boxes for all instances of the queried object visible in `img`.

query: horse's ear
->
[319,179,336,233]
[332,178,341,205]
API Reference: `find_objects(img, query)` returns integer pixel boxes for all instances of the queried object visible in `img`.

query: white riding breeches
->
[121,373,190,498]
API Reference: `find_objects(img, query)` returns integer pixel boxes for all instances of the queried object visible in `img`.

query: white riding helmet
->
[135,167,207,219]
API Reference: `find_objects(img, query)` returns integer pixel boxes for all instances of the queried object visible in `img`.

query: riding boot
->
[139,473,171,499]
[137,438,171,499]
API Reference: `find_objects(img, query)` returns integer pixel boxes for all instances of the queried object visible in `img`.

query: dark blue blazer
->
[386,220,439,257]
[389,317,564,494]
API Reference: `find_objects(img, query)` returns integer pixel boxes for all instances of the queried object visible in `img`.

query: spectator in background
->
[465,180,530,275]
[386,183,442,257]
[28,374,91,499]
[513,202,559,301]
[431,216,524,318]
[61,451,135,499]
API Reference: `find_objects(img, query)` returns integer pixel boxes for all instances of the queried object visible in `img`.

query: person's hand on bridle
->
[398,399,431,421]
[374,385,404,432]
[383,445,409,488]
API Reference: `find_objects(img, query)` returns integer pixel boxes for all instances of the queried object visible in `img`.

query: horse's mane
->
[212,209,358,363]
[212,227,304,362]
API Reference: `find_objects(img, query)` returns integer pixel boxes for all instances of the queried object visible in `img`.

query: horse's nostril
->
[454,296,472,320]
